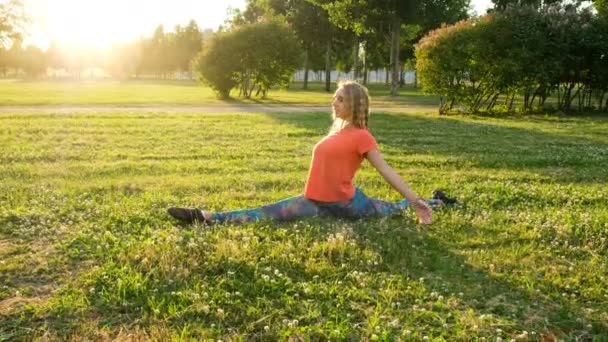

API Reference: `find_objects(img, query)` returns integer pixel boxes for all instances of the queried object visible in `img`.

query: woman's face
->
[332,88,350,120]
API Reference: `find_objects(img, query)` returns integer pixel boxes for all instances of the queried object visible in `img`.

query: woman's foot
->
[167,207,211,224]
[432,190,458,206]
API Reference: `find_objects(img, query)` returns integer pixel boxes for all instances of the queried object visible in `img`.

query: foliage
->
[194,19,301,99]
[309,0,469,95]
[0,0,27,47]
[416,4,608,114]
[21,45,47,77]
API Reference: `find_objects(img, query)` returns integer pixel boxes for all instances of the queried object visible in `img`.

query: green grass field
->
[1,109,607,340]
[0,79,438,107]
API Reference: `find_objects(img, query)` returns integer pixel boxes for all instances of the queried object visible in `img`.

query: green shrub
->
[193,19,301,99]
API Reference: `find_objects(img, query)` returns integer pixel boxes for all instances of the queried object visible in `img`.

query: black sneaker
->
[167,207,210,225]
[432,190,458,205]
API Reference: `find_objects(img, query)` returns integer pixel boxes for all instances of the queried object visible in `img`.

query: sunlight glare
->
[24,0,246,49]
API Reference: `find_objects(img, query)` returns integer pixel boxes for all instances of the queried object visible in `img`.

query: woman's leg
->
[209,195,320,224]
[348,188,443,218]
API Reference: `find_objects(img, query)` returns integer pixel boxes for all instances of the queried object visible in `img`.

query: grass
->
[0,110,607,340]
[0,79,439,107]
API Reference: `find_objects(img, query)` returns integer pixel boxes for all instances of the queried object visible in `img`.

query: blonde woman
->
[169,81,456,225]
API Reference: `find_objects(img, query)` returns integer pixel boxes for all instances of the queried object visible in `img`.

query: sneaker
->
[167,207,210,225]
[432,190,458,205]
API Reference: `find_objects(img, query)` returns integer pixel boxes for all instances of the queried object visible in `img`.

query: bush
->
[193,19,301,99]
[415,4,608,114]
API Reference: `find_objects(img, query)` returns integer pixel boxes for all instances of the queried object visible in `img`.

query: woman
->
[168,81,455,225]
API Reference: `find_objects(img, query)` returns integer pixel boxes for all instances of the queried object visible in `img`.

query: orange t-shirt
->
[304,128,378,202]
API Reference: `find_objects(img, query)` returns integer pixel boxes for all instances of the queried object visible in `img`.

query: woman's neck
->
[330,118,354,132]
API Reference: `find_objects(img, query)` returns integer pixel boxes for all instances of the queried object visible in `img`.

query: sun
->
[31,0,146,49]
[25,0,248,50]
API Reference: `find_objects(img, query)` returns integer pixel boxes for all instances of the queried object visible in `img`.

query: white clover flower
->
[264,325,270,332]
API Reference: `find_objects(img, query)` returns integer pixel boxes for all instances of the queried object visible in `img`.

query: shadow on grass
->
[0,209,608,340]
[1,215,605,339]
[350,216,608,337]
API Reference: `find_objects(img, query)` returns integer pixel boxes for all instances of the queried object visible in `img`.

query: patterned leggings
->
[209,188,441,224]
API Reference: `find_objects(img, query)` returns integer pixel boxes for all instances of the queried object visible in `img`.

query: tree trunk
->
[303,49,309,90]
[598,90,605,111]
[325,39,332,92]
[390,17,401,97]
[385,68,389,85]
[564,82,576,113]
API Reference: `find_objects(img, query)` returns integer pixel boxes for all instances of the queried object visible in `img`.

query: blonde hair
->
[331,80,371,133]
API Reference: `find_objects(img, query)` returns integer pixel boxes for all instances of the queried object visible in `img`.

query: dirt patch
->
[0,295,47,316]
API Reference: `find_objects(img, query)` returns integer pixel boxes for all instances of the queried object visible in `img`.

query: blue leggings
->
[210,188,441,224]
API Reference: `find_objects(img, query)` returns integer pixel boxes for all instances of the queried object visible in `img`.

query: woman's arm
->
[366,148,433,224]
[366,148,419,201]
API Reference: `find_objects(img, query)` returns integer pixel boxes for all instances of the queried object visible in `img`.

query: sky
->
[22,0,494,50]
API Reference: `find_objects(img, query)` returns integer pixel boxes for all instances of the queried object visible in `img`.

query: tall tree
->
[234,0,340,91]
[0,0,27,47]
[311,0,469,96]
[172,20,203,74]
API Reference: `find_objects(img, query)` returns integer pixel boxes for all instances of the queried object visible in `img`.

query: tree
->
[232,0,340,91]
[416,3,608,114]
[0,0,27,47]
[594,0,608,18]
[194,19,301,99]
[21,45,47,77]
[45,41,65,74]
[310,0,469,96]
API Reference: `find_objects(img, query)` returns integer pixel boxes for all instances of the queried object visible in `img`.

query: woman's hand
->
[412,199,433,224]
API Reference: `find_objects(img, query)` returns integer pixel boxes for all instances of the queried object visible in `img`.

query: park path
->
[0,104,437,114]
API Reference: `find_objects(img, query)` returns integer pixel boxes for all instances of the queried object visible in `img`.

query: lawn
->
[0,79,439,107]
[0,110,607,340]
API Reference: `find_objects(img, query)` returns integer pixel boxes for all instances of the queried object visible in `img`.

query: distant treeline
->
[0,20,210,79]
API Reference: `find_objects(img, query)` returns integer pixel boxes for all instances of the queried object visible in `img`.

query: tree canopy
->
[194,19,300,99]
[0,0,26,47]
